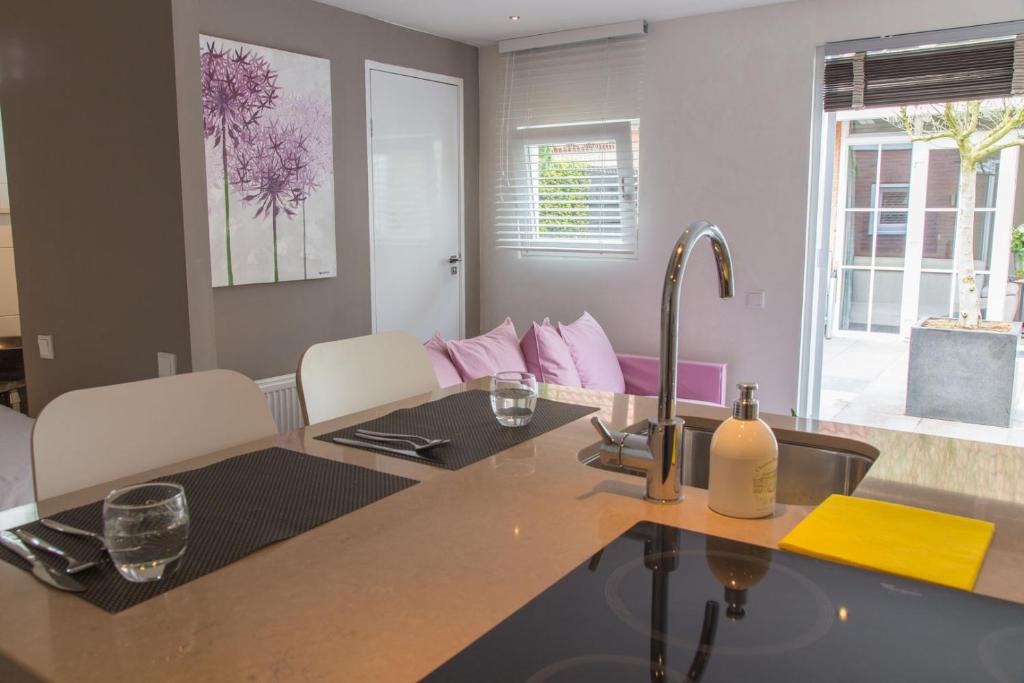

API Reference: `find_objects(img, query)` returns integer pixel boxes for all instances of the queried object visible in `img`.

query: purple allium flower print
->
[274,95,332,277]
[200,41,280,285]
[201,43,279,147]
[230,120,310,282]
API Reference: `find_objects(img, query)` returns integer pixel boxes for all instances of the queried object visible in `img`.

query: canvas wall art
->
[200,35,335,287]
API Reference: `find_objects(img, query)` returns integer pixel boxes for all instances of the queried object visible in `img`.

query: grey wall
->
[0,0,193,415]
[174,0,480,380]
[477,0,1023,414]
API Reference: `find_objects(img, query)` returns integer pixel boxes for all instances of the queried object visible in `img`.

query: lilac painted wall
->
[478,0,1024,414]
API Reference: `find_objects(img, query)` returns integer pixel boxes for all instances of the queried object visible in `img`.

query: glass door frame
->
[800,25,1024,422]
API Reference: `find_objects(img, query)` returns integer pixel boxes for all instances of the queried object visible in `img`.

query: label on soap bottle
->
[753,459,777,508]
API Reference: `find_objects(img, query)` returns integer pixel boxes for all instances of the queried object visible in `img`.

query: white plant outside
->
[897,100,1024,329]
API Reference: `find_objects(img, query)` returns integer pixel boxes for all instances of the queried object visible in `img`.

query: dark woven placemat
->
[315,389,598,470]
[0,447,416,613]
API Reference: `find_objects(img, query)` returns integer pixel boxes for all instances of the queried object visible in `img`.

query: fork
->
[353,429,451,452]
[14,529,97,574]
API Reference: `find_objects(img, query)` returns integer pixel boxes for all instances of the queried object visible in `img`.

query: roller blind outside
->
[495,36,645,254]
[824,37,1021,111]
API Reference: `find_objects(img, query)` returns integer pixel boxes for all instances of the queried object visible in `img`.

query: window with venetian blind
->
[495,36,645,255]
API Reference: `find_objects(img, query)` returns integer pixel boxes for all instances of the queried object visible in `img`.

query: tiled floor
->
[820,333,1024,446]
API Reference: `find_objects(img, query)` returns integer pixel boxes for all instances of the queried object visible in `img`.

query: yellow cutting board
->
[778,494,994,591]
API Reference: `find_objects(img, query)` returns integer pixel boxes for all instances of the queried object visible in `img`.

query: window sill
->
[499,246,638,261]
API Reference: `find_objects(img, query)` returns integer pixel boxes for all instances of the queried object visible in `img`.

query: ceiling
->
[313,0,793,46]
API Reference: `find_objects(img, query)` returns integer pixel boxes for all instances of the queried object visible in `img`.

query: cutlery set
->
[5,430,451,593]
[0,520,108,592]
[334,429,451,462]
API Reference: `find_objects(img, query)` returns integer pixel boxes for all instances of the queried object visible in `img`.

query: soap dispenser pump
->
[707,383,778,519]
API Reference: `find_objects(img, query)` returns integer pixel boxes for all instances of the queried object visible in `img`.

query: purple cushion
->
[446,318,528,381]
[521,319,582,387]
[424,332,463,388]
[557,312,626,393]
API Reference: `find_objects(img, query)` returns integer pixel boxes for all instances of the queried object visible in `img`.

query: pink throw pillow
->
[557,312,625,393]
[446,318,528,381]
[424,332,463,388]
[520,319,582,387]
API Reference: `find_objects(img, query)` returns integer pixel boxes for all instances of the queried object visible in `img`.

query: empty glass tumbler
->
[103,482,189,583]
[490,371,538,427]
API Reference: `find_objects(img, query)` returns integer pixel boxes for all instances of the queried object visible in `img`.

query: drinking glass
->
[103,482,189,583]
[490,371,538,427]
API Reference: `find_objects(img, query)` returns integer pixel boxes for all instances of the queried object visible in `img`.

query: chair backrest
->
[32,369,278,501]
[297,331,440,425]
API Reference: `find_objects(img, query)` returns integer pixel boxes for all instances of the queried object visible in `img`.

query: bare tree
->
[897,100,1024,328]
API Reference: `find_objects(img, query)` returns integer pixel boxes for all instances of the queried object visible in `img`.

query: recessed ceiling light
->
[509,15,521,21]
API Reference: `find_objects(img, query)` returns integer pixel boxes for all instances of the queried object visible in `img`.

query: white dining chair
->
[297,331,440,426]
[32,369,278,501]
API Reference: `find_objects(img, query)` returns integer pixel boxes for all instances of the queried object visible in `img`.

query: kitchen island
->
[0,379,1022,681]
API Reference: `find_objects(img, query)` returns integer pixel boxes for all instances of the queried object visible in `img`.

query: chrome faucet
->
[592,221,734,503]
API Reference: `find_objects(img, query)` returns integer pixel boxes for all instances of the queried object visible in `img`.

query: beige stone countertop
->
[0,380,1022,682]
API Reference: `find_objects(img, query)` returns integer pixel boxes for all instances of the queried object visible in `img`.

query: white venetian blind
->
[495,36,645,254]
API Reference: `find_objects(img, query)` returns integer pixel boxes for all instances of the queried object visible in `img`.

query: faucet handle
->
[590,416,616,445]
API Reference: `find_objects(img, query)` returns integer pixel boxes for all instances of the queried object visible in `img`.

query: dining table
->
[0,378,1023,682]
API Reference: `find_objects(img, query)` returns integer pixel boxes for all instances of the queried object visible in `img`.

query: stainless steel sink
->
[578,421,878,506]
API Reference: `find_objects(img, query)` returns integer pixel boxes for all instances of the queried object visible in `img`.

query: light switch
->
[37,335,54,359]
[745,290,766,309]
[157,352,177,377]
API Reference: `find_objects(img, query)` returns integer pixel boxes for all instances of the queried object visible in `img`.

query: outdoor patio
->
[820,333,1024,445]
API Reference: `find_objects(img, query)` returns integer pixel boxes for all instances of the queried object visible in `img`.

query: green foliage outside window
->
[537,145,590,232]
[1012,224,1024,254]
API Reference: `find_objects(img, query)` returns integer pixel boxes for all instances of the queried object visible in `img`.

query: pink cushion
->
[446,318,528,381]
[617,353,727,405]
[424,332,463,388]
[520,319,582,387]
[557,312,625,393]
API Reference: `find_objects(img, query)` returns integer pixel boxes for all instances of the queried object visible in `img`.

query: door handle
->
[448,255,462,264]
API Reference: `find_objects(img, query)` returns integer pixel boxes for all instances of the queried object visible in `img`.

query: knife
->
[0,531,86,592]
[333,436,441,462]
[39,518,109,550]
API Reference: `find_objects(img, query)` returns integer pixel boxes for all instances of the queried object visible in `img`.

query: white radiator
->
[257,374,304,433]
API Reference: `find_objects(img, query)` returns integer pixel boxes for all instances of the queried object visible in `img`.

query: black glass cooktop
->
[423,522,1024,682]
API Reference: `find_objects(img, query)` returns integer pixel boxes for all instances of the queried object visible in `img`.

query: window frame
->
[503,119,639,258]
[869,183,911,235]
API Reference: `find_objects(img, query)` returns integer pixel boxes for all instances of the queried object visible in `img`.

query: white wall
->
[478,0,1024,413]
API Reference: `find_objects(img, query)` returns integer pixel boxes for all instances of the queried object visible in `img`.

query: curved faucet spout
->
[657,221,735,423]
[590,220,734,503]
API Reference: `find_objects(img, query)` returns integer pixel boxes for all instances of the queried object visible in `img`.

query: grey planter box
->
[906,318,1021,427]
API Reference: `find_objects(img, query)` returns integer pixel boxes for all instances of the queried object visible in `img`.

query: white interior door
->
[367,64,464,341]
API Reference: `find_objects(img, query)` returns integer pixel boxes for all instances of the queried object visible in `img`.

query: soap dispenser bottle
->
[708,383,778,519]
